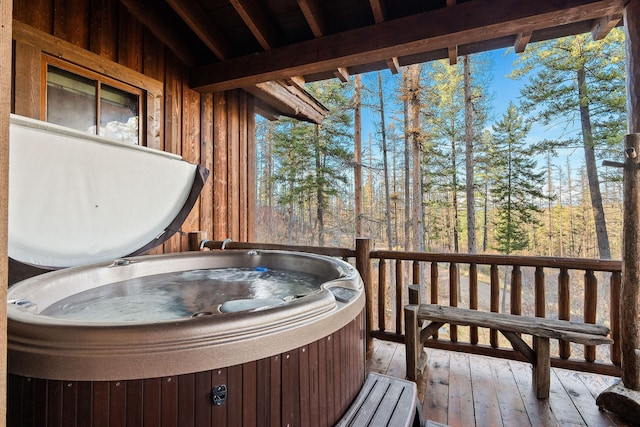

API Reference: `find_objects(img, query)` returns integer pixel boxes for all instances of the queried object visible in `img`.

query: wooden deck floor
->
[366,339,632,427]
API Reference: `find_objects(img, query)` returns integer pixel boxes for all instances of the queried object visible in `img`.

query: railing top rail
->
[204,240,356,258]
[370,250,622,272]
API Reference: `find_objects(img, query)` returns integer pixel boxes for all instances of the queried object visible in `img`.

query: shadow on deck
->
[366,339,632,427]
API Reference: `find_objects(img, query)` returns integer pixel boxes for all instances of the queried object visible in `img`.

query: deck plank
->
[366,339,627,427]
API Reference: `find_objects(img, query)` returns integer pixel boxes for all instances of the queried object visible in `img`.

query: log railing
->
[368,249,623,377]
[193,238,622,377]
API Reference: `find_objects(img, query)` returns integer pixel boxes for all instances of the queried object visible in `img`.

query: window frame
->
[41,55,146,146]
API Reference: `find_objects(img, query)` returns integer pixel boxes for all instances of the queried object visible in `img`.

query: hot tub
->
[7,250,366,427]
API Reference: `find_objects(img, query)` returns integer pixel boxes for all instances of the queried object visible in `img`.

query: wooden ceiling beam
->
[230,0,278,50]
[386,57,400,74]
[244,80,328,124]
[448,46,458,65]
[369,0,385,24]
[334,67,349,82]
[514,31,532,53]
[166,0,230,60]
[118,0,197,66]
[297,0,326,38]
[591,14,622,40]
[191,0,626,92]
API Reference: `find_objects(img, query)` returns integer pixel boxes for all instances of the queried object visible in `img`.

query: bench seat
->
[404,304,613,399]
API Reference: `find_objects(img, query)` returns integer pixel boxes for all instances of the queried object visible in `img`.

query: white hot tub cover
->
[8,114,209,269]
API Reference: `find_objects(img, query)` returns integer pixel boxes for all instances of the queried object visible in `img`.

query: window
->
[44,57,143,145]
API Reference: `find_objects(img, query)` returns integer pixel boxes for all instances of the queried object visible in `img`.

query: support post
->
[597,1,640,420]
[356,238,373,357]
[0,0,12,424]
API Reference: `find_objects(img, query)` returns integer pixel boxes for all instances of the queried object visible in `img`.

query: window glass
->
[45,61,142,145]
[46,65,97,133]
[100,84,139,144]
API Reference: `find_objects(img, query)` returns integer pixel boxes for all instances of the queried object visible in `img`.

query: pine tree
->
[490,102,546,255]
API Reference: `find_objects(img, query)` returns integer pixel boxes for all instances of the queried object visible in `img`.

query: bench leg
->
[533,336,551,399]
[405,305,419,381]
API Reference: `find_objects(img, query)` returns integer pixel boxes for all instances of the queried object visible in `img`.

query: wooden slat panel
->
[200,93,214,240]
[268,356,281,427]
[109,381,126,426]
[126,379,143,426]
[227,364,243,423]
[282,349,300,426]
[76,382,92,427]
[255,357,271,427]
[308,341,320,427]
[13,0,52,32]
[92,381,109,427]
[246,95,256,241]
[7,375,24,427]
[194,371,212,427]
[117,5,143,73]
[62,381,78,427]
[53,0,89,49]
[213,92,228,240]
[181,85,202,249]
[178,374,195,427]
[242,362,257,427]
[12,40,41,119]
[318,338,329,427]
[143,378,162,427]
[298,346,310,426]
[160,377,178,427]
[89,0,117,61]
[47,380,63,427]
[227,90,240,241]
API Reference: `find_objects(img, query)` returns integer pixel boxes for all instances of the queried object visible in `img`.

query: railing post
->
[450,262,458,342]
[396,259,403,335]
[535,266,545,318]
[611,271,622,366]
[378,259,387,332]
[558,268,571,359]
[356,238,373,357]
[469,263,478,345]
[430,262,439,339]
[490,264,499,348]
[584,270,597,362]
[510,265,522,316]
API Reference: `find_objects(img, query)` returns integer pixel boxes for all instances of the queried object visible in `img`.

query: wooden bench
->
[336,372,423,427]
[404,304,613,399]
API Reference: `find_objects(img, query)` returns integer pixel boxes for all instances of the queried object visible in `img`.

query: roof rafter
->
[514,31,532,53]
[368,0,399,74]
[591,14,622,40]
[166,0,231,60]
[297,0,326,37]
[191,0,626,92]
[229,0,278,50]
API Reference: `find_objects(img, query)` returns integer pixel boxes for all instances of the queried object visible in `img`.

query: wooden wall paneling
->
[255,357,271,425]
[194,371,212,427]
[211,368,228,426]
[227,364,243,423]
[117,5,143,73]
[213,92,228,240]
[238,91,248,242]
[143,378,162,427]
[332,330,343,419]
[52,0,90,49]
[161,377,178,427]
[163,54,184,253]
[178,374,195,427]
[200,93,214,240]
[269,355,281,427]
[227,90,240,241]
[299,345,311,427]
[281,349,300,427]
[126,379,144,426]
[91,381,109,427]
[142,28,165,86]
[242,361,257,427]
[325,335,336,424]
[12,0,52,33]
[6,375,23,426]
[61,381,78,427]
[89,0,117,61]
[12,40,41,118]
[181,85,202,249]
[246,95,256,241]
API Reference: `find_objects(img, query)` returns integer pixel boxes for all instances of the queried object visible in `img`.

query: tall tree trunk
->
[547,151,553,256]
[567,158,576,256]
[463,55,477,254]
[315,125,325,246]
[403,72,411,251]
[482,180,489,252]
[354,75,363,237]
[409,65,424,252]
[577,66,611,259]
[378,71,394,250]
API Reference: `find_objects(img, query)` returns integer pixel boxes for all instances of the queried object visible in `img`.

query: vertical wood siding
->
[11,0,256,253]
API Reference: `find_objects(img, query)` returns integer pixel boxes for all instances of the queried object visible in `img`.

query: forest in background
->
[254,28,627,261]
